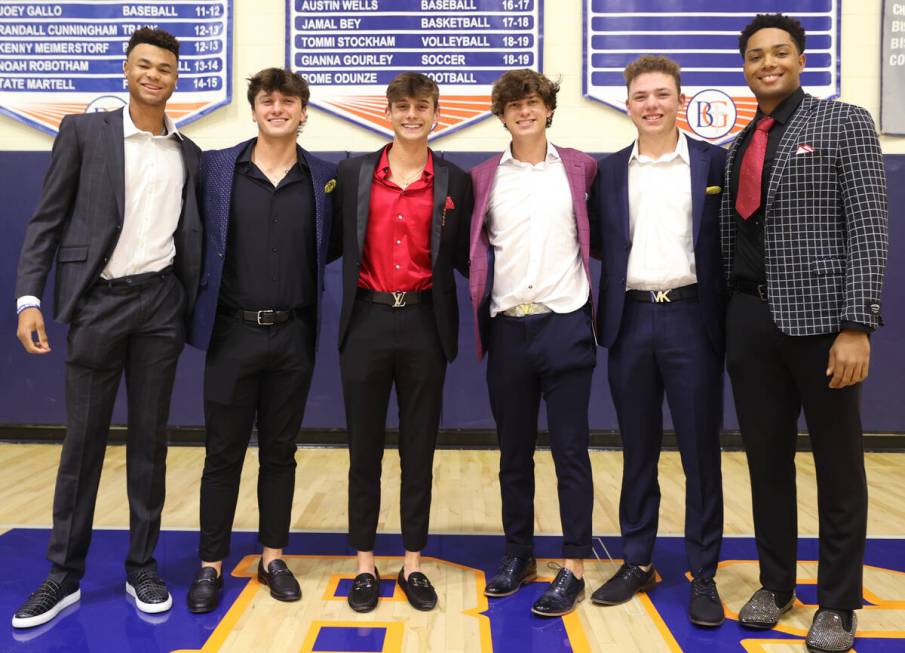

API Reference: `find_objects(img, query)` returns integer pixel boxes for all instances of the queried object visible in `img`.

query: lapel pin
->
[324,179,336,193]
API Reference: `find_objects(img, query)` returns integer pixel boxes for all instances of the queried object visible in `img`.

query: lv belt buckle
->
[257,309,276,326]
[651,289,672,303]
[391,291,407,308]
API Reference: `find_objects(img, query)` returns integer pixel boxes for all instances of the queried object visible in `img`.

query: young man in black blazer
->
[723,14,887,652]
[330,73,473,613]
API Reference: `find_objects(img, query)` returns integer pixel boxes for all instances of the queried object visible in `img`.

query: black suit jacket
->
[15,108,203,324]
[330,148,474,361]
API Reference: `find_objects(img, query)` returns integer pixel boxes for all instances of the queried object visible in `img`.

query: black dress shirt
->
[219,140,316,311]
[730,87,804,285]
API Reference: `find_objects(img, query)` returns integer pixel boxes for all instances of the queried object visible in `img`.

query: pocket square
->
[705,185,722,195]
[445,195,455,210]
[796,144,815,155]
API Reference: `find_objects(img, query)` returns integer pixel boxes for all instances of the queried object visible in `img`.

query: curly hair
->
[247,68,310,109]
[738,14,806,58]
[490,69,558,128]
[126,27,179,59]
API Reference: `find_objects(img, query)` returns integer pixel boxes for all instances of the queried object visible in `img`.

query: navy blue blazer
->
[590,136,727,353]
[188,139,337,350]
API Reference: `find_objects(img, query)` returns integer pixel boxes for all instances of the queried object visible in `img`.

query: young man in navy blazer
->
[589,56,727,627]
[184,68,336,613]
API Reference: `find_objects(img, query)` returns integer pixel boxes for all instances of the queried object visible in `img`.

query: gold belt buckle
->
[391,291,407,308]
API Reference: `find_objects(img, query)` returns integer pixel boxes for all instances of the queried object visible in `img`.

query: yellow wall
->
[1,0,902,153]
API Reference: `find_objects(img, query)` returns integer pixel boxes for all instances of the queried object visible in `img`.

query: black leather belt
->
[732,278,768,301]
[98,266,173,289]
[627,283,698,303]
[218,306,311,326]
[356,288,432,308]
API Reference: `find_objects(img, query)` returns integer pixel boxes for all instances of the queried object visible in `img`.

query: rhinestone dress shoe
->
[689,576,725,627]
[531,568,585,617]
[485,555,538,597]
[398,568,438,611]
[257,559,301,602]
[806,609,857,652]
[12,577,81,628]
[738,588,795,629]
[126,569,173,613]
[591,563,656,605]
[187,567,223,613]
[348,568,380,613]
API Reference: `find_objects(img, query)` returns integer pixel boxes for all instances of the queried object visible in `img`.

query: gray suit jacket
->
[15,108,202,324]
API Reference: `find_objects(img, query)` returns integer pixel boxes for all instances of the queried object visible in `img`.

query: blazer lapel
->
[689,141,708,247]
[614,149,631,244]
[104,108,126,222]
[301,148,325,272]
[431,157,448,269]
[765,95,814,212]
[356,150,380,257]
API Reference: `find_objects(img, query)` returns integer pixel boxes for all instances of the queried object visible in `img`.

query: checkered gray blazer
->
[720,94,888,335]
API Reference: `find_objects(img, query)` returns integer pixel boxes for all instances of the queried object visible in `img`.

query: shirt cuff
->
[840,320,873,334]
[16,296,41,314]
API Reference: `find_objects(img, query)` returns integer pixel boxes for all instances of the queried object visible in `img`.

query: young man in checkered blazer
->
[722,14,888,653]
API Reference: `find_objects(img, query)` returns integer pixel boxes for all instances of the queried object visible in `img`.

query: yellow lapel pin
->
[705,185,721,195]
[324,179,336,194]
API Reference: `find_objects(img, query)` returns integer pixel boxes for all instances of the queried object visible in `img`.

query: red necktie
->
[735,116,776,220]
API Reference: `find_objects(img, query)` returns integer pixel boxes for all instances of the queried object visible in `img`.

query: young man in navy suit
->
[589,56,727,627]
[184,68,336,613]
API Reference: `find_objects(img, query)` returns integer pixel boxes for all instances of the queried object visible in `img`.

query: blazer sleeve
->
[838,106,888,328]
[455,171,475,278]
[327,159,347,263]
[588,160,604,261]
[15,115,82,299]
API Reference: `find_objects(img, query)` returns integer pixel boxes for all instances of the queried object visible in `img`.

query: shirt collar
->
[499,141,560,167]
[756,87,805,125]
[629,130,689,165]
[375,144,434,184]
[122,103,181,140]
[237,138,309,169]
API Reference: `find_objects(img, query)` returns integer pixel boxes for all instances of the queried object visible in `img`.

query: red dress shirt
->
[358,145,435,292]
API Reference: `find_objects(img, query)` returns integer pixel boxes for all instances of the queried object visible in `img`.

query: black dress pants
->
[199,312,315,562]
[486,306,596,559]
[340,300,446,553]
[49,271,185,582]
[726,292,867,610]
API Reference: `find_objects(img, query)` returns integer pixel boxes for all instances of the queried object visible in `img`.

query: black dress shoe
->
[398,568,438,611]
[531,568,585,617]
[11,577,81,629]
[591,563,656,605]
[485,556,538,597]
[257,559,301,602]
[187,567,223,614]
[348,568,380,613]
[689,576,725,627]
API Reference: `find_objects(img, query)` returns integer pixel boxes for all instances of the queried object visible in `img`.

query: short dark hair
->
[491,69,559,128]
[739,13,806,58]
[126,27,180,60]
[623,56,682,95]
[246,68,310,108]
[386,72,439,108]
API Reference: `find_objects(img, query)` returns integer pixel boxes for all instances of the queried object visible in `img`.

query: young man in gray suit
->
[724,14,887,652]
[13,28,202,627]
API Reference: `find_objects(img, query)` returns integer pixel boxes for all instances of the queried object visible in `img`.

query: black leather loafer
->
[187,567,223,614]
[257,559,301,602]
[485,555,538,597]
[348,568,380,613]
[397,568,438,611]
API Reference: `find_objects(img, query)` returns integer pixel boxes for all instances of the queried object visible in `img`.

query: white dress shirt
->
[486,143,588,317]
[17,106,184,312]
[626,132,697,291]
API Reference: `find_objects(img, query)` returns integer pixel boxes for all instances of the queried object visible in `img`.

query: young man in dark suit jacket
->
[13,28,202,627]
[469,69,598,617]
[588,56,727,627]
[330,72,473,613]
[724,15,887,652]
[184,68,337,613]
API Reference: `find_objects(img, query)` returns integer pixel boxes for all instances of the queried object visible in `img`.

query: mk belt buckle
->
[256,309,276,326]
[651,289,672,303]
[391,291,407,308]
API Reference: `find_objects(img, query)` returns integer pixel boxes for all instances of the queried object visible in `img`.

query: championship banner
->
[583,0,840,144]
[288,0,542,140]
[882,0,905,135]
[0,1,232,136]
